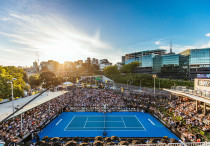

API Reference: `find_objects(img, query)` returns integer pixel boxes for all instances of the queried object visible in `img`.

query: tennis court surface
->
[38,112,179,140]
[65,115,145,131]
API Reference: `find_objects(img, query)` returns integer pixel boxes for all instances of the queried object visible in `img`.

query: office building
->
[123,48,210,80]
[99,59,112,71]
[124,49,166,65]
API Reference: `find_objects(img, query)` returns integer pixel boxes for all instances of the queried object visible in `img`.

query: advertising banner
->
[197,74,210,79]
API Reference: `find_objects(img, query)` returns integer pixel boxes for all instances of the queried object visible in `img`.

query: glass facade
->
[124,48,210,79]
[141,55,155,67]
[162,54,180,66]
[190,48,210,66]
[153,55,162,73]
[125,58,140,64]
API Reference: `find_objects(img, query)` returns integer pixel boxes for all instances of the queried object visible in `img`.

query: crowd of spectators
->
[0,92,71,145]
[66,89,124,112]
[0,88,209,145]
[125,93,209,142]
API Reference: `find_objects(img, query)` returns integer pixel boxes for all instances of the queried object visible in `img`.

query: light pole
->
[7,78,17,113]
[152,75,157,98]
[159,78,160,89]
[140,79,143,91]
[126,80,129,90]
[64,77,68,91]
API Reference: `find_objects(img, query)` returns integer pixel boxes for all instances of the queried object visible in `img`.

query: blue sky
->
[0,0,210,66]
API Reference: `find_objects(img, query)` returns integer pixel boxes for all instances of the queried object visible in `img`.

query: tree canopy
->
[0,66,28,99]
[120,61,139,73]
[39,71,62,88]
[103,65,120,76]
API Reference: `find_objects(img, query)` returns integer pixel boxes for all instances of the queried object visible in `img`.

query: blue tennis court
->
[65,115,145,131]
[38,112,180,140]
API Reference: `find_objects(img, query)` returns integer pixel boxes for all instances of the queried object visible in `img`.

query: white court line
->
[64,116,75,131]
[65,129,146,131]
[76,115,136,117]
[84,117,88,128]
[121,116,126,128]
[148,119,155,125]
[87,121,122,122]
[67,127,142,128]
[134,116,146,131]
[64,115,146,131]
[56,119,62,125]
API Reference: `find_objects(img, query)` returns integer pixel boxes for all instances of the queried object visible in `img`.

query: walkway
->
[163,88,210,104]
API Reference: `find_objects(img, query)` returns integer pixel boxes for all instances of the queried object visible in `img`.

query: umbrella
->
[138,139,146,144]
[132,140,141,144]
[111,136,119,141]
[160,137,169,144]
[147,138,156,144]
[106,142,115,145]
[104,137,111,142]
[83,137,89,143]
[119,141,129,145]
[53,137,60,142]
[42,136,49,141]
[93,140,104,146]
[52,141,62,146]
[80,142,89,146]
[61,137,70,142]
[95,136,103,141]
[36,140,45,146]
[65,140,77,146]
[49,137,60,142]
[170,138,179,143]
[73,136,80,142]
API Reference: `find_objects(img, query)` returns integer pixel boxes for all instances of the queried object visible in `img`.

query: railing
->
[186,142,208,146]
[67,106,143,112]
[108,143,209,146]
[171,86,210,99]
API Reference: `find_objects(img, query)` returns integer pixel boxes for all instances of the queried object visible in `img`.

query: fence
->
[24,142,210,146]
[171,86,210,99]
[108,142,210,146]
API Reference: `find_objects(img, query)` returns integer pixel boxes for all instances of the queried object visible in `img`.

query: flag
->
[121,87,123,93]
[76,78,78,83]
[106,80,107,83]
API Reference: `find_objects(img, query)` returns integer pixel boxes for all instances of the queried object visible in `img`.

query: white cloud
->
[205,33,210,37]
[0,47,22,54]
[0,13,120,65]
[155,41,161,45]
[0,17,10,21]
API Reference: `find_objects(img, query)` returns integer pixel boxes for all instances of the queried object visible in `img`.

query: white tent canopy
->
[79,75,114,83]
[63,82,73,86]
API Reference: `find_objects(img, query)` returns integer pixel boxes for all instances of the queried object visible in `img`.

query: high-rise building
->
[33,61,38,72]
[189,48,210,79]
[40,60,59,72]
[123,48,210,80]
[99,59,112,71]
[125,49,166,65]
[92,58,98,65]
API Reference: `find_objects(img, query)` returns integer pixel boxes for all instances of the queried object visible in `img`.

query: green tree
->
[103,65,120,76]
[120,61,139,73]
[0,66,28,99]
[40,71,61,88]
[29,75,42,89]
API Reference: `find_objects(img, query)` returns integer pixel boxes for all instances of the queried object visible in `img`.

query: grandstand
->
[0,86,209,146]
